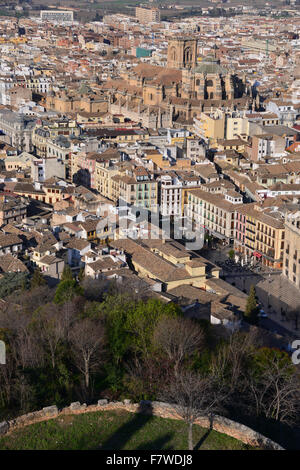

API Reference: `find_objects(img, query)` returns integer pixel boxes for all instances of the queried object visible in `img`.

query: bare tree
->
[125,354,174,401]
[153,316,204,375]
[14,372,34,413]
[0,306,43,369]
[81,276,111,302]
[69,318,106,389]
[158,370,226,450]
[36,303,65,369]
[247,353,300,425]
[0,353,15,408]
[210,329,260,392]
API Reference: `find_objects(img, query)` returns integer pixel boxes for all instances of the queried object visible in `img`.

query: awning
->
[253,251,262,259]
[210,230,227,240]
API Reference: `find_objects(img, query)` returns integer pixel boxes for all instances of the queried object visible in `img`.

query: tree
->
[104,295,180,363]
[0,272,29,298]
[69,318,106,389]
[228,249,235,260]
[30,267,46,289]
[247,348,300,424]
[82,276,111,302]
[153,316,204,375]
[103,294,134,365]
[61,265,73,282]
[158,370,225,450]
[211,330,259,389]
[125,354,174,402]
[244,285,259,325]
[34,303,65,369]
[54,280,83,304]
[77,267,85,283]
[124,299,181,358]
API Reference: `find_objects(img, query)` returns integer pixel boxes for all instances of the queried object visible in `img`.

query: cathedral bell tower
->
[167,37,198,70]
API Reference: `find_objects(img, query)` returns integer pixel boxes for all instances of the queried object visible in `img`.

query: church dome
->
[194,56,227,75]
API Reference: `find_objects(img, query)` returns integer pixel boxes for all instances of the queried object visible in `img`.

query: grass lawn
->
[0,410,258,450]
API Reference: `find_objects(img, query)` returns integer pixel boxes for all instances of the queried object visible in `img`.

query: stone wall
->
[0,399,284,450]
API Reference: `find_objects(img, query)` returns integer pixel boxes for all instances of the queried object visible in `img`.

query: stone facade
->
[283,213,300,287]
[167,38,197,70]
[105,38,253,130]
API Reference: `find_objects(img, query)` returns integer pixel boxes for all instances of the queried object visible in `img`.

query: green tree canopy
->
[61,265,73,282]
[30,267,46,290]
[54,280,83,304]
[103,295,181,364]
[244,285,259,325]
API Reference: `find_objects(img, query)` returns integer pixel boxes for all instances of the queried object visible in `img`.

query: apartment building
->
[283,212,300,287]
[187,189,243,242]
[71,148,121,194]
[0,110,36,153]
[32,127,50,158]
[95,162,119,200]
[250,134,286,161]
[33,120,79,158]
[226,113,249,139]
[254,162,300,187]
[158,173,201,217]
[234,204,285,269]
[266,100,298,127]
[194,111,225,145]
[216,138,246,153]
[31,157,66,183]
[135,6,160,24]
[40,10,74,23]
[118,167,158,211]
[47,135,71,169]
[186,137,206,162]
[0,196,27,226]
[26,77,52,94]
[194,111,250,144]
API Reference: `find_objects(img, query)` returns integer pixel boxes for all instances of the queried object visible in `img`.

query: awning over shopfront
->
[210,230,227,240]
[253,251,262,259]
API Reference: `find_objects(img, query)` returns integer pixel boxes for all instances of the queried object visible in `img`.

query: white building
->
[40,10,74,23]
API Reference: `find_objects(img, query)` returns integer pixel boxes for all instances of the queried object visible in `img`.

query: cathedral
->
[105,37,256,129]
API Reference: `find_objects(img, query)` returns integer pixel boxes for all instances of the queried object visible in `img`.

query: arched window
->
[206,79,213,87]
[196,79,200,86]
[170,47,176,62]
[184,48,192,64]
[210,92,214,99]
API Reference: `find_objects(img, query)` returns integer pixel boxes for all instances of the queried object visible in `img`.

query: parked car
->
[258,309,268,318]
